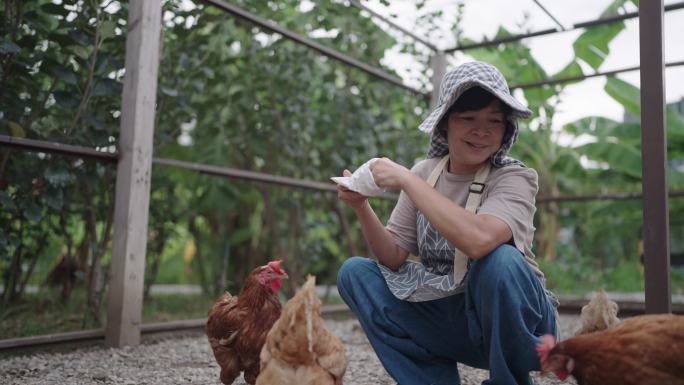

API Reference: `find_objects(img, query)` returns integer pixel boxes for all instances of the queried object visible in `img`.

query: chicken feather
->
[256,275,347,385]
[206,260,287,385]
[538,313,684,385]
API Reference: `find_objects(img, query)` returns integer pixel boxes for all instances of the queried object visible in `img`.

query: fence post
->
[639,0,671,314]
[105,0,162,347]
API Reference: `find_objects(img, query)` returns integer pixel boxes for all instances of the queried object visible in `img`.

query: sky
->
[361,0,684,130]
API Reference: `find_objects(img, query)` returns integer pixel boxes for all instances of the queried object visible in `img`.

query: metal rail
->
[510,60,684,90]
[0,135,118,162]
[531,0,566,31]
[349,0,438,51]
[198,0,428,98]
[2,135,683,204]
[1,300,681,351]
[445,1,684,53]
[537,190,684,203]
[0,304,351,351]
[0,135,398,198]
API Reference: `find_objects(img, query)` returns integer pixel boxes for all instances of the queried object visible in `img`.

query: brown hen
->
[206,259,288,385]
[537,313,684,385]
[256,275,347,385]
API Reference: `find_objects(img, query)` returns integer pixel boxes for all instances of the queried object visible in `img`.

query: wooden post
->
[639,0,671,314]
[430,51,447,109]
[106,0,162,347]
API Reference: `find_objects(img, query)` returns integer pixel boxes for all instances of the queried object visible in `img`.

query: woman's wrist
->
[352,199,371,215]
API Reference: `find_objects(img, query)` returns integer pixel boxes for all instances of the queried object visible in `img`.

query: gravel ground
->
[1,315,580,385]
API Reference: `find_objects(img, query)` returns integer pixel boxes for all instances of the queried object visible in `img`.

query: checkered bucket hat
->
[420,61,532,166]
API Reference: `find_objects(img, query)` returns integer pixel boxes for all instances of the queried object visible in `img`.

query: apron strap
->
[426,155,491,284]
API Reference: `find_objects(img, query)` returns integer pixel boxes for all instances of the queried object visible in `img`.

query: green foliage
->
[3,0,682,335]
[1,0,431,309]
[0,288,215,339]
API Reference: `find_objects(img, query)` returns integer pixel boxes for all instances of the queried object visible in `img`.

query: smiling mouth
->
[465,140,488,150]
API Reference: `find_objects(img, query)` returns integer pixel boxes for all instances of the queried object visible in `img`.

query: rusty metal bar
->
[445,1,684,53]
[574,1,684,28]
[531,0,566,31]
[3,135,684,204]
[511,60,684,90]
[198,0,428,98]
[349,0,438,51]
[537,190,684,203]
[3,298,682,351]
[153,157,337,192]
[0,135,118,162]
[0,305,354,351]
[640,0,671,314]
[445,28,558,52]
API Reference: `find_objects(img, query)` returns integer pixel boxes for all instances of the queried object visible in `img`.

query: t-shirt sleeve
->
[477,166,538,254]
[386,189,419,255]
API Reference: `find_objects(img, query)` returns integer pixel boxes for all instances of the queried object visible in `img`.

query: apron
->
[379,155,491,302]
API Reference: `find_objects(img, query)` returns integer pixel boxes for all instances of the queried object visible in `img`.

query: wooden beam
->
[639,0,671,314]
[105,0,163,347]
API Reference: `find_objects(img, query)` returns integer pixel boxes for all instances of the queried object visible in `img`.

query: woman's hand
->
[337,169,368,212]
[370,157,411,190]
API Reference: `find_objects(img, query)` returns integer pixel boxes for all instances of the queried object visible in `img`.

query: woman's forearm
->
[353,201,407,270]
[399,172,511,259]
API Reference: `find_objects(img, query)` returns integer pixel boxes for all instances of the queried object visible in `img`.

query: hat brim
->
[418,80,531,134]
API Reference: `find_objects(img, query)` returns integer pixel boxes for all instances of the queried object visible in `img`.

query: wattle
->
[269,279,282,292]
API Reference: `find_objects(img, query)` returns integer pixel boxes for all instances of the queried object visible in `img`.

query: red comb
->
[536,334,556,363]
[267,259,284,273]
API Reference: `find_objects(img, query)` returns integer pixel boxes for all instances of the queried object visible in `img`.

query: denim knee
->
[469,244,527,289]
[337,256,373,291]
[472,243,524,273]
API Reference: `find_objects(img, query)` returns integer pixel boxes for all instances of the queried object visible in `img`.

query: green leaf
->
[50,65,79,85]
[53,90,80,109]
[68,29,90,46]
[551,60,584,87]
[71,45,91,59]
[91,78,123,97]
[604,76,640,117]
[573,23,624,69]
[572,0,630,69]
[8,121,26,138]
[563,116,640,144]
[100,21,117,40]
[0,191,16,212]
[161,86,178,97]
[0,40,20,54]
[44,168,71,186]
[41,3,69,17]
[44,188,64,210]
[575,141,642,179]
[23,202,42,223]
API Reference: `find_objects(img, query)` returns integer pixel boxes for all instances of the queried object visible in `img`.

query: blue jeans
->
[337,244,558,385]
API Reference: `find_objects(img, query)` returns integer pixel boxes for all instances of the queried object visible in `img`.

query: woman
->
[336,61,558,385]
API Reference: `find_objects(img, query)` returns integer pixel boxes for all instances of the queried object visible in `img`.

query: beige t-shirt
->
[386,157,545,280]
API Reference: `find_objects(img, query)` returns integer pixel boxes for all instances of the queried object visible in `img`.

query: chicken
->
[206,259,288,385]
[537,314,684,385]
[256,275,347,385]
[574,289,620,335]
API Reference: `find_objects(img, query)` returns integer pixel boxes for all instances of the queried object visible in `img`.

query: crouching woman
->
[336,61,558,385]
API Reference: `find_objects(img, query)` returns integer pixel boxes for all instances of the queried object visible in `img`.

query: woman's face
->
[446,99,506,174]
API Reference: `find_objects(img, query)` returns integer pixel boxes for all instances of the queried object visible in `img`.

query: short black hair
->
[448,86,511,115]
[437,86,513,135]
